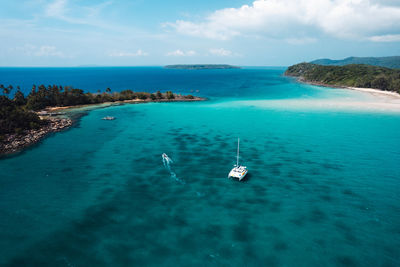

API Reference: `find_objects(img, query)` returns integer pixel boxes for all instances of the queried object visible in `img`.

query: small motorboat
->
[102,116,116,120]
[162,153,173,163]
[228,138,248,181]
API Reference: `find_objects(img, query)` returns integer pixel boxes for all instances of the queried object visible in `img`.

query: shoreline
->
[1,96,206,157]
[0,117,73,157]
[44,97,206,112]
[345,87,400,98]
[293,77,400,99]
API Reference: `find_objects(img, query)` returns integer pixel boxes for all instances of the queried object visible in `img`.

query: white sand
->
[222,86,400,113]
[346,87,400,99]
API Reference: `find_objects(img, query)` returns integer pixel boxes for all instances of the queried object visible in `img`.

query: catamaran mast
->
[237,138,240,166]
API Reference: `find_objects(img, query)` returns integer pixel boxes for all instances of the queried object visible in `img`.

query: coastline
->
[0,117,72,157]
[45,96,206,112]
[0,96,206,157]
[345,87,400,98]
[294,77,400,99]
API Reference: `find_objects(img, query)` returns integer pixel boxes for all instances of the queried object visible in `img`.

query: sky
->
[0,0,399,66]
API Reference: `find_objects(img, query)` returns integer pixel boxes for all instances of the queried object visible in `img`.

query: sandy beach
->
[227,85,400,113]
[291,78,400,112]
[346,87,400,98]
[44,97,206,112]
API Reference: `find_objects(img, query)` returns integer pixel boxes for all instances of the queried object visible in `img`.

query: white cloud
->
[45,0,68,18]
[209,48,233,56]
[109,49,148,57]
[166,49,196,56]
[12,44,65,57]
[368,34,400,42]
[35,45,65,57]
[44,0,115,28]
[164,0,400,41]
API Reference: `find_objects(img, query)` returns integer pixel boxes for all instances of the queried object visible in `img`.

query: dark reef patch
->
[336,255,358,266]
[310,207,327,223]
[273,240,288,251]
[232,223,253,243]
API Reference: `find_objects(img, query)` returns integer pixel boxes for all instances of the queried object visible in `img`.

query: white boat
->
[162,153,173,163]
[102,116,116,120]
[228,138,248,181]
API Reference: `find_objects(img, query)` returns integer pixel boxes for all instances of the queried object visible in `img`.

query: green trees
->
[2,85,185,112]
[156,90,163,99]
[13,89,26,106]
[166,91,174,99]
[119,90,136,100]
[0,95,43,135]
[1,84,13,96]
[285,63,400,93]
[185,94,194,99]
[137,92,149,100]
[0,85,195,136]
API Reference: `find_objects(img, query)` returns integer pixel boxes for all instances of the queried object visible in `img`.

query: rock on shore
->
[0,117,73,156]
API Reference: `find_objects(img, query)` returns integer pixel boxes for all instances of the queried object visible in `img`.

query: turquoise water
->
[1,68,400,266]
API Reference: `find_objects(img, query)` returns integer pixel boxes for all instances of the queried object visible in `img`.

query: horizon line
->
[0,65,288,68]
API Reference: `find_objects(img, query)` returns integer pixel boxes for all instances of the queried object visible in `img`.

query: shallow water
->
[0,67,399,266]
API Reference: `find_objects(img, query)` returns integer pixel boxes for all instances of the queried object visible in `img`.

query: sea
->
[0,67,399,266]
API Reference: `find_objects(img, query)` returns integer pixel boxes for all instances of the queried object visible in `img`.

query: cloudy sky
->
[1,0,399,66]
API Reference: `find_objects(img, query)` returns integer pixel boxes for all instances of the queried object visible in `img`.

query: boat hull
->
[228,167,248,181]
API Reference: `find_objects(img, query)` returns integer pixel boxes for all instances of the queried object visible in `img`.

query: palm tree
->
[14,89,26,106]
[106,88,111,93]
[31,85,37,95]
[2,85,12,96]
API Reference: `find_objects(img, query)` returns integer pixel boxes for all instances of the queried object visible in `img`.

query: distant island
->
[310,56,400,69]
[285,63,400,93]
[164,64,240,70]
[0,85,204,155]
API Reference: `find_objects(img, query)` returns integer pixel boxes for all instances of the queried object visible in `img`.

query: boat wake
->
[162,153,185,184]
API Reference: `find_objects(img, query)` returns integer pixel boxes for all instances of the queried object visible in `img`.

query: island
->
[284,63,400,93]
[310,56,400,69]
[164,64,240,70]
[0,85,204,155]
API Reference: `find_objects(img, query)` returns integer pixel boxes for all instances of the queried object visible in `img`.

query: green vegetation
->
[0,84,198,136]
[310,56,400,69]
[165,91,175,99]
[285,63,400,93]
[164,64,240,70]
[0,95,44,138]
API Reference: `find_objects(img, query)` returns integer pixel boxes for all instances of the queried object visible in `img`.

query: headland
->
[0,86,205,156]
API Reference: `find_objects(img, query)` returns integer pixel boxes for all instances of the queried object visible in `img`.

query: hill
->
[310,56,400,69]
[285,63,400,93]
[164,64,240,70]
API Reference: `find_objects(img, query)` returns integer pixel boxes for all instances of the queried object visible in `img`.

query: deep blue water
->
[0,66,318,99]
[0,67,399,266]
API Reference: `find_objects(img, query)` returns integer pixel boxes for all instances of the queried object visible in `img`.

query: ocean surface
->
[0,67,399,266]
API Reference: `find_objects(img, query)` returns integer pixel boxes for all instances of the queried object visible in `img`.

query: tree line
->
[0,85,195,137]
[285,63,400,93]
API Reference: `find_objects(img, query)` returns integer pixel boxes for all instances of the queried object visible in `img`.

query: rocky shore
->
[0,117,73,156]
[0,95,205,157]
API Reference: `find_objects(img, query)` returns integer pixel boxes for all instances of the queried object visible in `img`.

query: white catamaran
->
[228,138,248,181]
